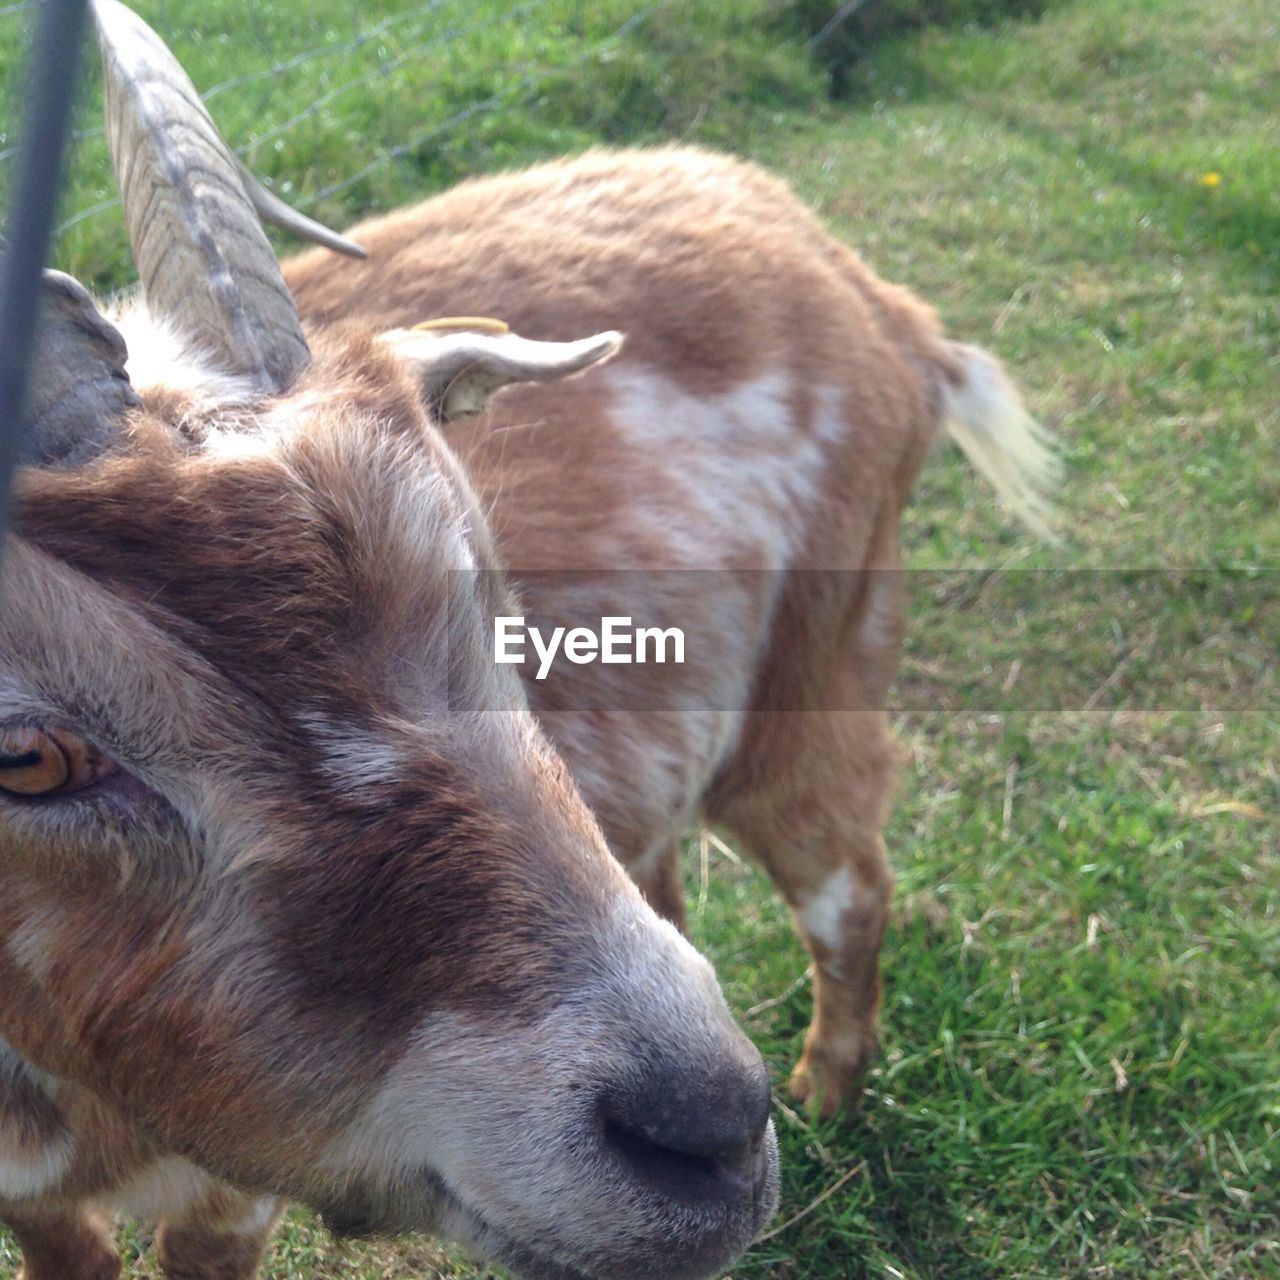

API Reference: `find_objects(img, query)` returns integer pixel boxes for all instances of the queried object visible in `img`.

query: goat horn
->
[92,0,326,393]
[237,163,368,260]
[7,235,139,467]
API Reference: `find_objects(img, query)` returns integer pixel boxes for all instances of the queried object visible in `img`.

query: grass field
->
[1,0,1277,1277]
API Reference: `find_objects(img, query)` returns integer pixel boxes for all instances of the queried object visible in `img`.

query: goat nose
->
[600,1049,772,1205]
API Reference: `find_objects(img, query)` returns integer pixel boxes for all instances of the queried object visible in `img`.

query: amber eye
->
[0,727,117,797]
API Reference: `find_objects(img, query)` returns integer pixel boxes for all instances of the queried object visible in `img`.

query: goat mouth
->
[431,1156,777,1280]
[423,1176,597,1280]
[317,1168,593,1280]
[321,1120,777,1280]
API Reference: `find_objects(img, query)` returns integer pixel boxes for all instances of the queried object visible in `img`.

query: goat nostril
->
[597,1047,772,1205]
[601,1110,762,1201]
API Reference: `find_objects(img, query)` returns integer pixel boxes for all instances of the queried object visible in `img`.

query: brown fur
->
[6,1208,121,1280]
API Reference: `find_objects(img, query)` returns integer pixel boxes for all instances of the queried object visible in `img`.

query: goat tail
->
[940,341,1061,541]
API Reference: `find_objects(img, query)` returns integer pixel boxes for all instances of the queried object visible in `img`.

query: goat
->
[1,4,784,1278]
[2,1,1056,1276]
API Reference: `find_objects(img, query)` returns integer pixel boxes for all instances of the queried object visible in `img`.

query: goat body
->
[289,144,1052,1112]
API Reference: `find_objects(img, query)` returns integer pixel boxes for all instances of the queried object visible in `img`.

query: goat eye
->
[0,727,116,797]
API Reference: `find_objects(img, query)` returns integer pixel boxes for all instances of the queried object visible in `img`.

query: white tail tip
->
[942,343,1061,542]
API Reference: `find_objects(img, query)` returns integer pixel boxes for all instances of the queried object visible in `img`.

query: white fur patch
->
[104,1156,216,1220]
[0,1036,73,1200]
[532,367,852,837]
[6,903,69,982]
[605,366,846,571]
[110,298,261,410]
[0,1125,75,1200]
[293,711,407,791]
[798,866,853,955]
[228,1195,283,1237]
[859,570,901,652]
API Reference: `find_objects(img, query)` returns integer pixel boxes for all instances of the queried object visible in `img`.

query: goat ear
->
[381,325,623,421]
[20,260,140,468]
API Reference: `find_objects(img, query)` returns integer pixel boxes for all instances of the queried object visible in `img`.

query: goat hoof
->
[788,1042,876,1121]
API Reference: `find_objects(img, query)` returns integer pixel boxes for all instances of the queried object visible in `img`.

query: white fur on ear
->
[381,326,624,420]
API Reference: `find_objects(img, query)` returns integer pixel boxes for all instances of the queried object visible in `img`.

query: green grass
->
[1,0,1277,1277]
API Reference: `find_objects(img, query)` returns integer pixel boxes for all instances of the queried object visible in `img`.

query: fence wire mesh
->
[0,0,701,294]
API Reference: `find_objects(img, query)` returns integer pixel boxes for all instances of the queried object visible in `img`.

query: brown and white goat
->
[1,2,1053,1278]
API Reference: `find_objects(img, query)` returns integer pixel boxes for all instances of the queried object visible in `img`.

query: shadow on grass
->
[837,39,1279,287]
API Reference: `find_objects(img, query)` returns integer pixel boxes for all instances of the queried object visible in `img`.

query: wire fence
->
[0,0,689,267]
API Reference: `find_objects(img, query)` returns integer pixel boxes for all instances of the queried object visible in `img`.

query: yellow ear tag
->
[411,316,510,334]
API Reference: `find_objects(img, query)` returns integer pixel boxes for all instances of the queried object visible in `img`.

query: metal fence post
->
[0,0,91,562]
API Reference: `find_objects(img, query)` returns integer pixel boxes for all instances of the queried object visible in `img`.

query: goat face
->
[0,3,777,1276]
[0,321,778,1279]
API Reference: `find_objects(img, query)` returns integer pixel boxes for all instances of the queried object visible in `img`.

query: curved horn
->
[92,0,324,393]
[381,327,624,420]
[8,235,139,467]
[237,162,368,260]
